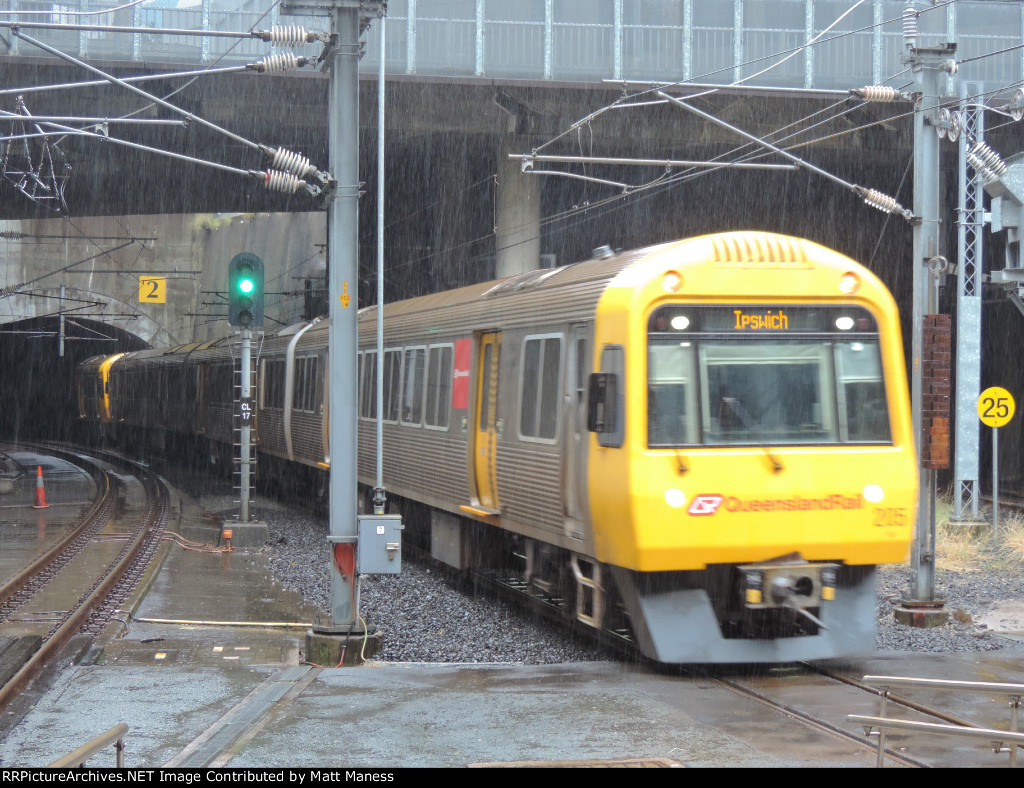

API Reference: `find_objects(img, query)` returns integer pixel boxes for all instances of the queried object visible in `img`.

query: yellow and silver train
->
[77,231,917,663]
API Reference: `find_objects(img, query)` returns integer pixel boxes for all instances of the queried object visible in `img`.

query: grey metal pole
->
[993,427,1000,536]
[326,4,361,632]
[374,13,386,515]
[911,62,938,603]
[240,327,251,523]
[58,283,65,358]
[907,35,954,603]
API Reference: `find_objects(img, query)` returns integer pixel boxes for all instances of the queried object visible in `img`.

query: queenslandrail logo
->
[688,495,724,515]
[688,493,863,515]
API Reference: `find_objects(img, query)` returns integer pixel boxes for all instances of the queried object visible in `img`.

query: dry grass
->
[931,501,1024,571]
[995,513,1024,566]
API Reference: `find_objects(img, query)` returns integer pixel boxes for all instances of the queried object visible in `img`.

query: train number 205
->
[872,507,908,527]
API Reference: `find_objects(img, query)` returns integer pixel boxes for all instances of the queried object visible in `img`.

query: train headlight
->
[661,271,684,293]
[838,271,861,294]
[743,569,764,605]
[835,316,855,330]
[664,488,687,508]
[862,484,884,503]
[821,567,837,602]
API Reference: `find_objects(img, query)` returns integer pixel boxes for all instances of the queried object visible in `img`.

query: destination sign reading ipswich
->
[649,305,878,333]
[732,309,789,330]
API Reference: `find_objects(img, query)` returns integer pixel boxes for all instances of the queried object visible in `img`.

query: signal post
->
[226,252,269,548]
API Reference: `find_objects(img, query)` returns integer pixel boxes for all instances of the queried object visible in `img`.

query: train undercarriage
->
[374,490,878,664]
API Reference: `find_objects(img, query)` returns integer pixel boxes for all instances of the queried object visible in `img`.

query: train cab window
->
[700,343,834,444]
[647,341,697,445]
[400,347,426,426]
[519,335,562,442]
[424,344,453,429]
[835,340,890,442]
[647,305,891,447]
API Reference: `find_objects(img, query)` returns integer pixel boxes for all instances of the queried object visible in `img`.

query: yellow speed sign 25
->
[978,387,1015,428]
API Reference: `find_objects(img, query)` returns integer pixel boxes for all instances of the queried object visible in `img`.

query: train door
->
[473,332,501,512]
[564,324,589,538]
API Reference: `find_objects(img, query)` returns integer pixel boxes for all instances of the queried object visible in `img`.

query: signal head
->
[228,253,265,328]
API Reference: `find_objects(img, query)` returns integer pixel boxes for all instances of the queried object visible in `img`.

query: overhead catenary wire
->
[0,19,324,44]
[7,13,327,192]
[13,30,265,155]
[0,113,187,127]
[512,76,1024,245]
[0,65,253,98]
[518,1,914,231]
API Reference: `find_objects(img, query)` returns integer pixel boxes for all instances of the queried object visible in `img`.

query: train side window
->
[211,363,233,404]
[401,347,426,426]
[263,359,285,409]
[425,344,453,430]
[360,350,377,419]
[382,349,402,423]
[356,352,363,413]
[519,334,562,442]
[590,345,625,448]
[274,360,286,408]
[294,357,306,411]
[293,356,318,413]
[306,357,319,412]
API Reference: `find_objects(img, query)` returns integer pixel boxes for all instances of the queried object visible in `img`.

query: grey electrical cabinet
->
[357,514,403,575]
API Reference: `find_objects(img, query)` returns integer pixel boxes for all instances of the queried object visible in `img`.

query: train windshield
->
[647,305,891,447]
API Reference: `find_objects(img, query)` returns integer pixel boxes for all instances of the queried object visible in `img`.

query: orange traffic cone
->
[32,465,50,509]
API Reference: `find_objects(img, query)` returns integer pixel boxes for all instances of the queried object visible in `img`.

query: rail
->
[48,723,128,768]
[848,675,1024,767]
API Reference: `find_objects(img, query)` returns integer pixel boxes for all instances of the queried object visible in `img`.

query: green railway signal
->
[228,253,264,327]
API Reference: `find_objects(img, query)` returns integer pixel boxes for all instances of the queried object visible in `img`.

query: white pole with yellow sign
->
[977,387,1015,535]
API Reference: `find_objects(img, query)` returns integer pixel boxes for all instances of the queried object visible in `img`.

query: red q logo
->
[688,495,724,516]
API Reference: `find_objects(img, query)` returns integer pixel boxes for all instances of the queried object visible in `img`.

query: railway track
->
[707,661,1024,768]
[0,445,170,712]
[709,668,930,767]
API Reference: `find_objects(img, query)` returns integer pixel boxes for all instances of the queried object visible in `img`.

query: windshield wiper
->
[763,448,785,474]
[720,397,785,473]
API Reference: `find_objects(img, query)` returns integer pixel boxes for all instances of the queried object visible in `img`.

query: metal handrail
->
[48,723,128,768]
[848,675,1024,768]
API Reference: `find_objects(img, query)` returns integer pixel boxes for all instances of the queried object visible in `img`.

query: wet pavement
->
[0,451,97,581]
[3,468,1024,768]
